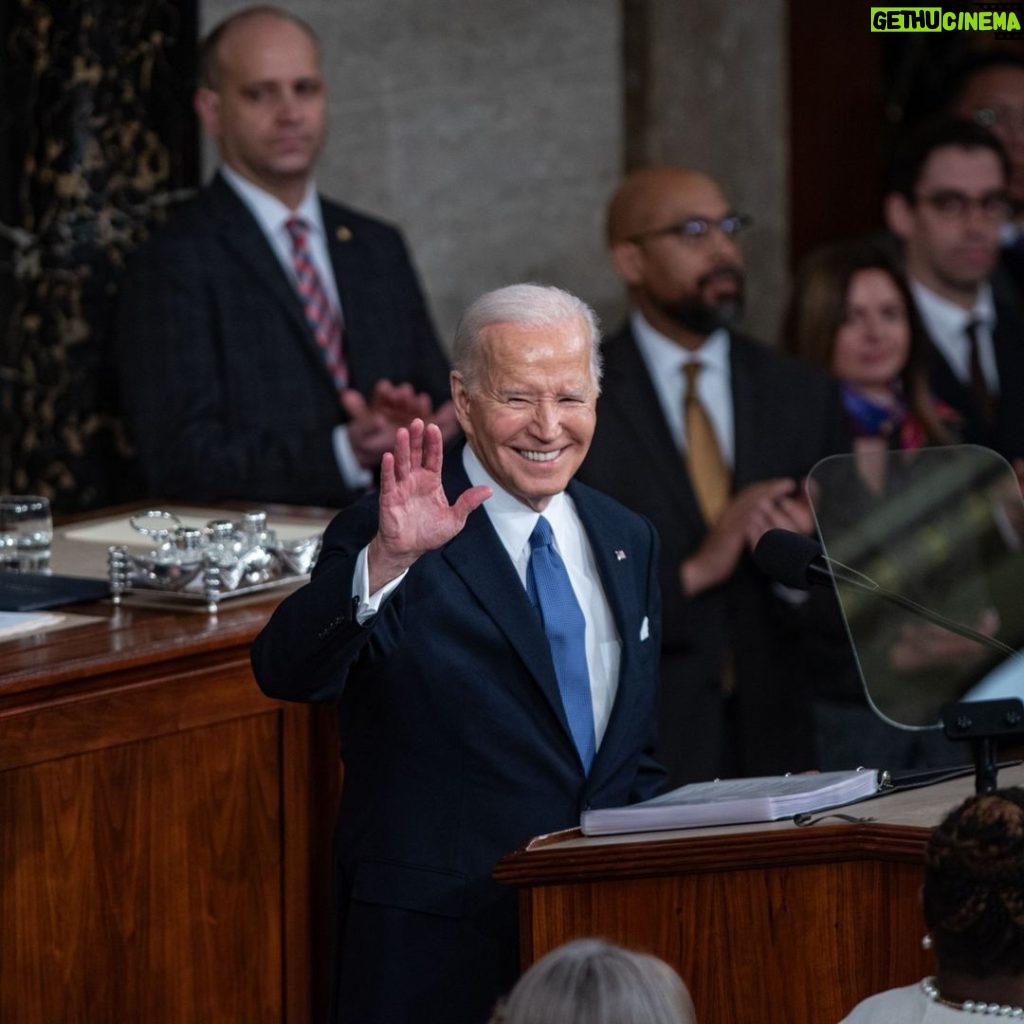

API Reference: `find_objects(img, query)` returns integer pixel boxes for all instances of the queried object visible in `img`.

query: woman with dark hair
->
[781,241,972,770]
[782,239,956,465]
[841,787,1024,1021]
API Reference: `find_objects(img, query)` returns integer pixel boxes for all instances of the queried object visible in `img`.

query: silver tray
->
[94,508,325,613]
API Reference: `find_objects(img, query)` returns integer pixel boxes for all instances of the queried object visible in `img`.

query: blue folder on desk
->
[0,573,111,611]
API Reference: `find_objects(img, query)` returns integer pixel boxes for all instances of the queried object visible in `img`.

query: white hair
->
[489,938,697,1024]
[452,283,602,393]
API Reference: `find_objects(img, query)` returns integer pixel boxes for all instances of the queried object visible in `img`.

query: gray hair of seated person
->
[489,938,697,1024]
[452,283,602,395]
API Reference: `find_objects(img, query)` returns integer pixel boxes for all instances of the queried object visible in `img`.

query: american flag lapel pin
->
[614,549,627,561]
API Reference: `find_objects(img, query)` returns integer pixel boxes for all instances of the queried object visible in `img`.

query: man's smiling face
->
[452,317,598,512]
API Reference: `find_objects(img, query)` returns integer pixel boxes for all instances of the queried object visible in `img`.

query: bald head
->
[606,166,746,346]
[607,167,730,245]
[952,63,1024,205]
[199,6,320,90]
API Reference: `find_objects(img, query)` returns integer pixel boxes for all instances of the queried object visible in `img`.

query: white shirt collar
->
[630,310,730,374]
[219,165,324,240]
[910,278,996,333]
[462,444,576,564]
[461,442,621,750]
[628,310,735,463]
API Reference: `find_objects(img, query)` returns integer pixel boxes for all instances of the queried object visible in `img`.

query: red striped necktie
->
[285,215,347,392]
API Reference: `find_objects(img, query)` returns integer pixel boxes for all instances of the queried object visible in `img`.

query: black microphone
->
[752,528,1016,657]
[751,528,833,590]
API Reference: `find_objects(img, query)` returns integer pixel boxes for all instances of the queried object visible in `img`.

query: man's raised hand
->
[368,420,490,592]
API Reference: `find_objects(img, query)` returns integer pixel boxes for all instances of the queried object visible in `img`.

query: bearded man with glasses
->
[885,116,1024,466]
[578,165,849,786]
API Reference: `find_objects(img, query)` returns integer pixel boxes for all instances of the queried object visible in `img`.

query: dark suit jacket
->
[250,450,665,1024]
[925,282,1024,461]
[577,325,849,785]
[116,173,451,506]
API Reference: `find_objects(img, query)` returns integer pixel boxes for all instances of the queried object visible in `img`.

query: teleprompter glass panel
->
[808,445,1024,729]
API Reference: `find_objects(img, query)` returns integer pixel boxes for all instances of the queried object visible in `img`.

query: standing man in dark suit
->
[116,6,454,507]
[577,166,848,786]
[251,284,665,1024]
[885,117,1024,467]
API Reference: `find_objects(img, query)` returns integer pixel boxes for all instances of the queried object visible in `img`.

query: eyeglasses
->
[914,190,1011,220]
[628,213,752,245]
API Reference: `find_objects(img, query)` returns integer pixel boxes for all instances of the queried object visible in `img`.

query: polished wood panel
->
[506,852,926,1024]
[0,591,338,1024]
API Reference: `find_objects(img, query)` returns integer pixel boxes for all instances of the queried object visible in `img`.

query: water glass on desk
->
[0,495,52,572]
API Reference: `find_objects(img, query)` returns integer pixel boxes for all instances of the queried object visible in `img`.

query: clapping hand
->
[344,381,459,469]
[741,479,815,551]
[367,419,491,592]
[681,478,811,596]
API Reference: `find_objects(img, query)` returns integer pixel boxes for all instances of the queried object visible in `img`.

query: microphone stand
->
[821,556,1024,794]
[941,698,1024,794]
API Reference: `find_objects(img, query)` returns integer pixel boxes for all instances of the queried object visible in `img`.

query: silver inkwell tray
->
[106,509,322,613]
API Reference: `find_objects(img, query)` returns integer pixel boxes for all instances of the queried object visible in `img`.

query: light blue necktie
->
[526,516,596,773]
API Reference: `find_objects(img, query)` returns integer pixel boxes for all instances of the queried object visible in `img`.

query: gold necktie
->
[683,361,730,523]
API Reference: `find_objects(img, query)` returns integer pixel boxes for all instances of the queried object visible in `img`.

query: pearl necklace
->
[921,977,1024,1017]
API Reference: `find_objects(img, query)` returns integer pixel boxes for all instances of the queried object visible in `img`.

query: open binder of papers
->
[580,769,882,836]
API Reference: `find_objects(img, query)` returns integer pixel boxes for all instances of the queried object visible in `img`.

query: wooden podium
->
[495,766,1024,1024]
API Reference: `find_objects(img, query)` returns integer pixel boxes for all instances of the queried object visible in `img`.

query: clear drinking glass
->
[0,495,53,572]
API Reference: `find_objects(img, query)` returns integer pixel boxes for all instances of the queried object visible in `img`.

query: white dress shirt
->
[220,166,371,489]
[630,310,735,465]
[353,445,622,748]
[911,279,1000,395]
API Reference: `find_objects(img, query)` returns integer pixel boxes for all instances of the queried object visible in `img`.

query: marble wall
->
[637,0,789,344]
[202,0,789,344]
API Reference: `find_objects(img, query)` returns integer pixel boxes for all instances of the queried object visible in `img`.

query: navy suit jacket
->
[924,283,1024,461]
[250,449,665,1024]
[578,325,850,784]
[116,173,451,506]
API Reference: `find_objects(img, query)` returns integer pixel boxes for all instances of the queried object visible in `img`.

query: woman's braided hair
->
[924,787,1024,977]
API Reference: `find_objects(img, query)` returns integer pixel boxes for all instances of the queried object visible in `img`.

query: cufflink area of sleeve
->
[317,614,345,641]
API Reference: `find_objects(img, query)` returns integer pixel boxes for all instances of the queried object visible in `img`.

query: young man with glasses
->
[885,117,1024,464]
[578,165,849,786]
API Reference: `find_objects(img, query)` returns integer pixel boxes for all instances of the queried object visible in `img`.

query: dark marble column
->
[0,0,197,511]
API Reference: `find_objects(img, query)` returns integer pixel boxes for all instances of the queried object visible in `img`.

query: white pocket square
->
[639,616,650,641]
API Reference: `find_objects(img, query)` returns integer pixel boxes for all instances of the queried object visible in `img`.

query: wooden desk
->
[0,584,338,1023]
[495,766,1024,1024]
